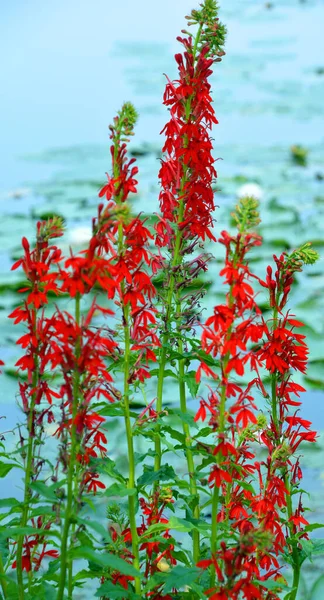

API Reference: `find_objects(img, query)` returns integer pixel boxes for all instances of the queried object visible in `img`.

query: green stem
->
[285,477,300,600]
[67,522,76,599]
[116,220,141,594]
[56,293,81,600]
[123,302,141,595]
[16,311,39,600]
[154,224,184,473]
[176,300,200,562]
[210,385,226,587]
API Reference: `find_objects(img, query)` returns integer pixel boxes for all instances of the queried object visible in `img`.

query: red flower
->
[208,465,232,488]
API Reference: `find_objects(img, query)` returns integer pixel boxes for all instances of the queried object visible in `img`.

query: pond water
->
[1,0,324,597]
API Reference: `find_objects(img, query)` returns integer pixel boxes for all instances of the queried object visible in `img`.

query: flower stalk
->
[56,293,81,600]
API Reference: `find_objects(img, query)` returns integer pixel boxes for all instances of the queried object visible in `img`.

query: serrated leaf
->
[70,547,141,578]
[157,565,200,593]
[163,426,185,444]
[137,464,176,487]
[99,457,126,483]
[169,408,198,430]
[30,481,65,502]
[150,369,177,379]
[96,404,126,417]
[184,371,200,397]
[167,516,195,532]
[312,539,324,555]
[104,483,137,497]
[75,530,95,549]
[72,569,99,582]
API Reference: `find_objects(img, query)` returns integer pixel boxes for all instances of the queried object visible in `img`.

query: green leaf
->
[169,408,198,430]
[95,581,132,598]
[150,369,177,379]
[255,578,288,592]
[75,530,95,550]
[167,516,194,532]
[311,539,324,555]
[157,565,201,593]
[238,480,256,494]
[303,523,324,533]
[137,464,176,487]
[5,579,19,600]
[70,547,141,578]
[27,582,58,600]
[0,463,18,478]
[197,427,213,439]
[104,483,137,498]
[163,426,185,444]
[95,403,138,419]
[0,498,20,509]
[76,517,111,542]
[30,481,65,502]
[4,526,60,539]
[168,515,210,534]
[99,457,126,484]
[298,537,324,562]
[184,371,200,397]
[299,538,313,560]
[72,569,99,582]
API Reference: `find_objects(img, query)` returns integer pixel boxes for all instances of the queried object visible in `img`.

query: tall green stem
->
[123,303,141,594]
[117,222,141,594]
[284,477,300,600]
[176,294,200,562]
[210,382,226,587]
[56,293,81,600]
[122,329,141,587]
[154,224,185,473]
[16,310,38,600]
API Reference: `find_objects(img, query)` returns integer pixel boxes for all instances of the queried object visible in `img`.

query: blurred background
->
[1,0,324,596]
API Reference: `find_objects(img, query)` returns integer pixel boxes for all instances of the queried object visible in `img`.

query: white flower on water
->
[69,225,92,245]
[237,182,263,201]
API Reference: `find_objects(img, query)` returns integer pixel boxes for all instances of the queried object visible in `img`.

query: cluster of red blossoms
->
[195,201,318,598]
[12,517,59,573]
[156,35,223,249]
[95,103,160,382]
[9,103,161,576]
